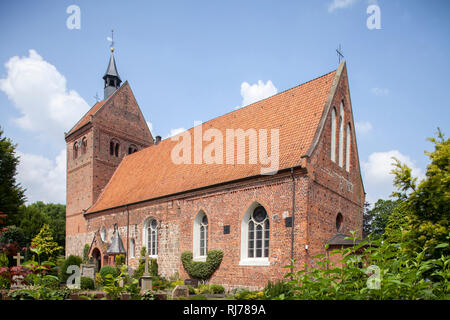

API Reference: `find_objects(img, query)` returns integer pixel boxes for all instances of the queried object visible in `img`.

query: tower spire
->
[103,30,122,99]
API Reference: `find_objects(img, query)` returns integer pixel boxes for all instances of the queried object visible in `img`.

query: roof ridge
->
[159,68,337,143]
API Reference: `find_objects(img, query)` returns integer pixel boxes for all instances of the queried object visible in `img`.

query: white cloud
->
[371,87,389,96]
[328,0,358,12]
[240,80,277,107]
[0,49,90,141]
[165,127,186,139]
[355,121,373,135]
[16,149,66,204]
[361,150,425,204]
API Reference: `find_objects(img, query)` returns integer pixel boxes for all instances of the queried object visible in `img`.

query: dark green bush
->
[263,280,293,299]
[59,255,82,283]
[99,265,118,280]
[186,285,195,294]
[181,250,223,280]
[40,275,60,289]
[209,284,225,294]
[80,276,95,290]
[150,258,158,277]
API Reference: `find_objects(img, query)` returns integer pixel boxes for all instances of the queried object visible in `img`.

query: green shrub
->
[209,284,225,294]
[235,290,264,300]
[141,290,155,300]
[190,294,207,300]
[150,258,158,277]
[80,277,95,290]
[115,254,125,268]
[197,284,210,294]
[99,265,118,281]
[170,280,185,288]
[60,255,82,283]
[95,273,103,288]
[263,280,293,299]
[181,250,223,280]
[0,253,8,267]
[187,285,195,294]
[40,275,60,289]
[0,276,10,289]
[83,244,90,263]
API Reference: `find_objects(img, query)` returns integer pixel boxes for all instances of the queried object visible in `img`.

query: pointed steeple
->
[103,31,122,99]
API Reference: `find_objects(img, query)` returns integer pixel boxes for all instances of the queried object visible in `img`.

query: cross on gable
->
[336,44,344,63]
[13,252,24,266]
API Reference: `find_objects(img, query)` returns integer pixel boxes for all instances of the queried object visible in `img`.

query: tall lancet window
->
[338,102,344,167]
[331,107,337,162]
[346,124,351,172]
[143,218,158,257]
[193,211,208,260]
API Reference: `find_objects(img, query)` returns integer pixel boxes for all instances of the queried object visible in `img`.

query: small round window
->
[252,206,267,223]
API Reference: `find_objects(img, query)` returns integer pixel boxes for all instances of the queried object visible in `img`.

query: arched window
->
[100,226,107,242]
[128,145,138,154]
[346,124,351,172]
[110,139,120,157]
[129,238,135,258]
[193,211,208,259]
[240,202,270,265]
[73,142,78,159]
[336,213,343,232]
[81,137,87,155]
[331,107,337,162]
[115,142,120,157]
[338,102,344,167]
[143,218,158,256]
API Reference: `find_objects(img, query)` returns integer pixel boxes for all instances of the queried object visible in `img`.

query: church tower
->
[64,42,154,256]
[103,47,121,99]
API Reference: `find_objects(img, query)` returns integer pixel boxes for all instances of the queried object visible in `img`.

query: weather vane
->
[107,29,114,52]
[336,44,344,63]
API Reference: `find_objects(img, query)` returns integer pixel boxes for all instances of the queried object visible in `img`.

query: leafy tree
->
[385,129,449,258]
[31,224,63,262]
[0,128,25,227]
[364,199,399,240]
[17,205,47,244]
[27,202,65,248]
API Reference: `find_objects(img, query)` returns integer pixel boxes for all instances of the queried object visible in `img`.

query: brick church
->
[65,46,365,289]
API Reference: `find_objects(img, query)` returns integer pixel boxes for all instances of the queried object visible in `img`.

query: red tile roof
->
[87,70,337,213]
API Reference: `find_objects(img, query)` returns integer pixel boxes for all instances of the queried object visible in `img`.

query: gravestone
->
[140,255,152,293]
[172,285,189,299]
[10,275,25,289]
[80,264,96,282]
[184,278,199,288]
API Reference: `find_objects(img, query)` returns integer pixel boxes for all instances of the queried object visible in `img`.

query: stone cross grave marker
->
[13,252,24,266]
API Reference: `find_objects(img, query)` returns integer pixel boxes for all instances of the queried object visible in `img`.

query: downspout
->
[126,204,130,267]
[290,167,296,263]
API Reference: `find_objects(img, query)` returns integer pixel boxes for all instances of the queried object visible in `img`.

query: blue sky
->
[0,0,449,205]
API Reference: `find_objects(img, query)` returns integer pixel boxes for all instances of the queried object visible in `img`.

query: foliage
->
[169,279,185,288]
[234,290,264,300]
[385,129,449,259]
[26,202,65,248]
[209,283,225,294]
[83,244,90,263]
[15,205,46,244]
[0,253,8,267]
[99,265,118,281]
[0,128,26,228]
[190,294,207,300]
[7,286,73,300]
[95,273,103,288]
[181,250,224,280]
[141,290,155,300]
[30,224,63,262]
[80,276,95,290]
[60,255,82,283]
[102,265,139,300]
[115,254,125,268]
[283,234,449,300]
[186,285,195,294]
[364,199,399,240]
[152,276,169,291]
[263,280,294,299]
[150,258,158,277]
